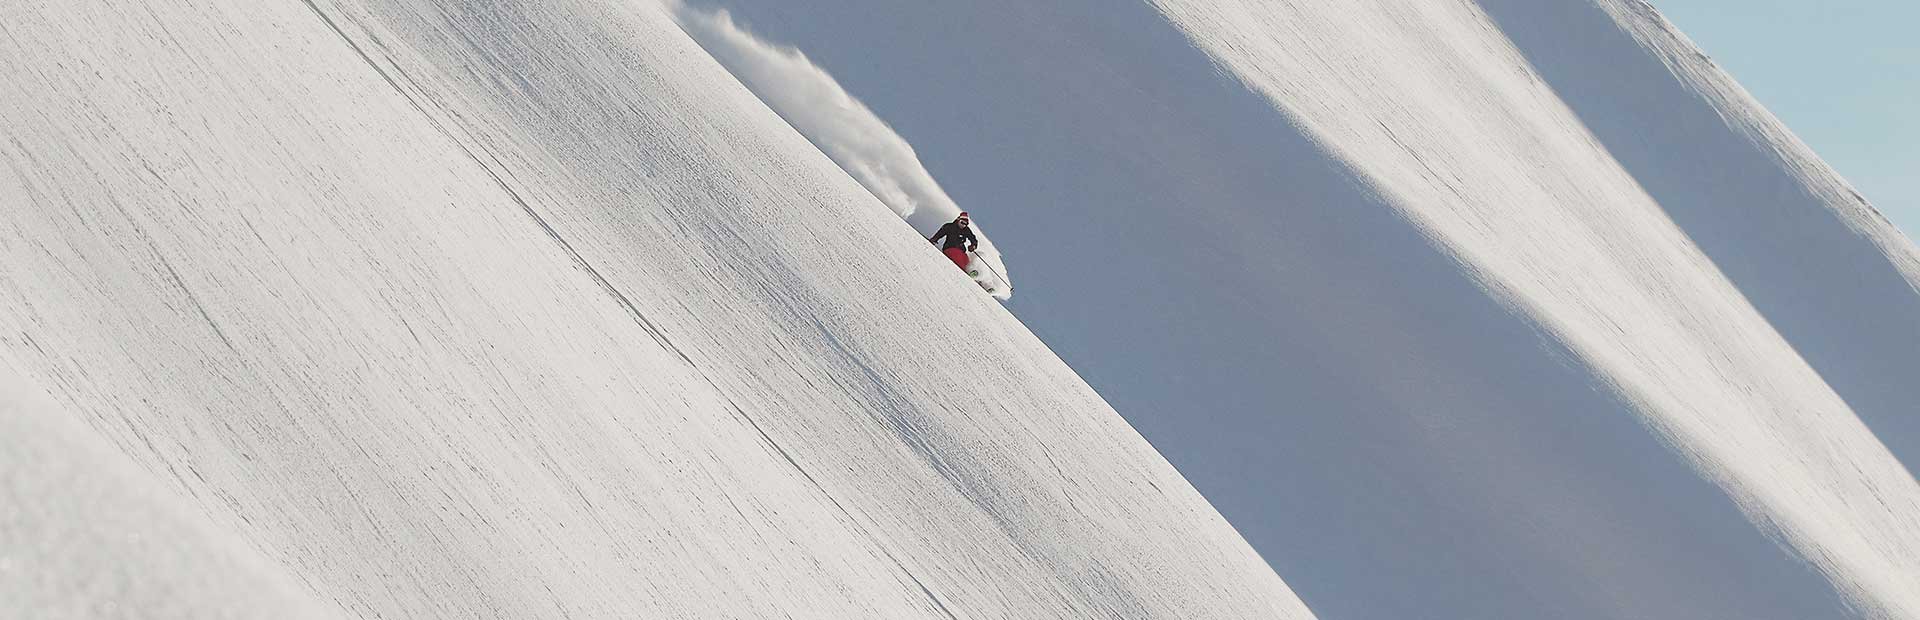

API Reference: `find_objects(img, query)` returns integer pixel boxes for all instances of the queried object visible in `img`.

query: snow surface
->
[1156,1,1920,615]
[1,357,337,620]
[0,0,1303,618]
[668,4,1013,301]
[696,0,1920,618]
[7,0,1920,618]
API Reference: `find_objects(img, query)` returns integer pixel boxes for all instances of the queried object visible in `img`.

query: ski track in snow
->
[0,0,1304,618]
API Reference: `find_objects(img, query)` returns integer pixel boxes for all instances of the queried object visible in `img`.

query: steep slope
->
[663,4,1015,300]
[696,1,1920,619]
[1474,0,1920,477]
[2,359,338,620]
[1153,1,1920,616]
[0,0,1308,618]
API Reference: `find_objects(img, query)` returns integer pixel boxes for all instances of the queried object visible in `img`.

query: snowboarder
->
[928,212,979,272]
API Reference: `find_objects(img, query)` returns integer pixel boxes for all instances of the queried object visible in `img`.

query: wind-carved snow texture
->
[692,1,1920,619]
[667,3,1012,300]
[0,0,1301,618]
[8,0,1920,618]
[0,358,340,620]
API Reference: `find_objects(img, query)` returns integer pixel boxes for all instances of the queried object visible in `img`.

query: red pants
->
[943,247,971,270]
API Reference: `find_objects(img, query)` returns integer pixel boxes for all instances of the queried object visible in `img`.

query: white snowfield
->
[667,4,1014,301]
[0,0,1304,618]
[0,360,335,620]
[1154,1,1920,616]
[6,1,1920,620]
[686,0,1920,619]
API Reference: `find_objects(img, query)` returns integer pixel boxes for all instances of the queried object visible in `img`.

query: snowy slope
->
[9,0,1919,618]
[0,0,1307,618]
[1155,1,1920,616]
[666,4,1015,301]
[1475,0,1920,482]
[693,1,1920,619]
[1,359,337,620]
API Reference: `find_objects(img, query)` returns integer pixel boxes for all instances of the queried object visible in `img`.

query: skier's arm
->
[963,230,978,251]
[928,224,949,245]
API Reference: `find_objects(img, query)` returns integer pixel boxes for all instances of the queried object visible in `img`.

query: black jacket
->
[929,222,978,251]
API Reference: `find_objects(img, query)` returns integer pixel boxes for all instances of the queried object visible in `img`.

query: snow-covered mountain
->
[694,1,1920,618]
[4,1,1917,620]
[0,1,1302,617]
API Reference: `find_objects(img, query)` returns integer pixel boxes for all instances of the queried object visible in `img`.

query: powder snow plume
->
[668,3,1011,298]
[669,4,953,221]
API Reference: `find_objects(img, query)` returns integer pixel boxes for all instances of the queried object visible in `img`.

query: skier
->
[928,212,979,272]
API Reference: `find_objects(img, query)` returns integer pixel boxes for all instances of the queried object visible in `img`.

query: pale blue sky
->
[1653,1,1919,243]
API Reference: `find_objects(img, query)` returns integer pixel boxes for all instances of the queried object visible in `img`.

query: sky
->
[684,1,1903,617]
[1652,0,1920,243]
